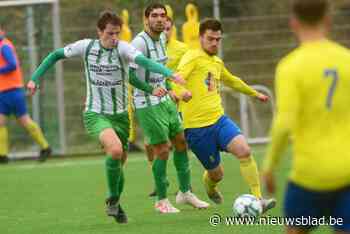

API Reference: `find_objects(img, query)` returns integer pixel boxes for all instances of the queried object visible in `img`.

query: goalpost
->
[0,0,66,157]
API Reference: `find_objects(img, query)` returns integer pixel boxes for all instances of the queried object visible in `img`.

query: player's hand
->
[168,90,180,103]
[262,170,276,195]
[256,93,269,102]
[26,80,38,96]
[171,73,185,85]
[152,87,167,97]
[181,90,192,102]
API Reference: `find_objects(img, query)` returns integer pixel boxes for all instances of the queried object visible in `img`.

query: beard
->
[150,23,164,34]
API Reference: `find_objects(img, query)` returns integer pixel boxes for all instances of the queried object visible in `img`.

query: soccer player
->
[262,0,350,233]
[0,27,51,164]
[176,18,275,212]
[130,3,209,213]
[146,16,192,197]
[27,11,183,223]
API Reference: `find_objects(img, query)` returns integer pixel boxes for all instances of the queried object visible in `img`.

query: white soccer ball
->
[233,194,263,217]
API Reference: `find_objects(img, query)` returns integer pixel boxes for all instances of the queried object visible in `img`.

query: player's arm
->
[129,68,167,97]
[0,45,17,74]
[30,48,66,85]
[124,40,183,84]
[262,63,299,193]
[28,39,89,95]
[221,66,259,97]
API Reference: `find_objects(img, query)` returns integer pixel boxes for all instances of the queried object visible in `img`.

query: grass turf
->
[0,146,330,234]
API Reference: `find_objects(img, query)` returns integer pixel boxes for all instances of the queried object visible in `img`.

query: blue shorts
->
[184,115,241,170]
[0,88,28,117]
[284,182,350,231]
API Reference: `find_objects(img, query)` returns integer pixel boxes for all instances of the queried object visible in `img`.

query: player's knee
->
[108,145,123,159]
[153,144,170,159]
[210,171,223,182]
[234,145,251,159]
[174,138,187,151]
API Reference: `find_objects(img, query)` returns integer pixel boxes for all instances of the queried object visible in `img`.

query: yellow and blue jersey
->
[264,39,350,191]
[176,48,258,129]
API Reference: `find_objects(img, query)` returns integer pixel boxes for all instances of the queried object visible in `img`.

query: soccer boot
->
[154,199,180,214]
[0,155,9,164]
[176,190,210,209]
[38,147,52,162]
[105,198,128,223]
[260,197,276,214]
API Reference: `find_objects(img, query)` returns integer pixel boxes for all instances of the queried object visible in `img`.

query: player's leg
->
[135,104,178,213]
[83,111,127,223]
[226,135,262,198]
[99,128,127,223]
[14,88,51,162]
[144,141,158,197]
[184,124,223,204]
[17,114,51,161]
[0,114,9,163]
[171,131,209,208]
[222,115,275,212]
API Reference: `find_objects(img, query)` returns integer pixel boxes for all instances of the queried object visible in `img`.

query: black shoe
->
[0,156,9,164]
[105,198,128,224]
[38,147,52,162]
[148,190,157,197]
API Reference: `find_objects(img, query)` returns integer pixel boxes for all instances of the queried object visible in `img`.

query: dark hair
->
[144,3,167,18]
[199,18,223,36]
[291,0,330,25]
[97,11,123,31]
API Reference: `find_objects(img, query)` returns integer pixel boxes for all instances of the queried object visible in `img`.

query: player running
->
[27,11,183,223]
[175,18,275,213]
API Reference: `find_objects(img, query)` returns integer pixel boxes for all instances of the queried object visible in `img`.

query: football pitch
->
[0,146,330,234]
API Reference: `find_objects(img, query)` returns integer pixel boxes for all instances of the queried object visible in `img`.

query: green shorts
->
[83,111,130,151]
[135,100,183,145]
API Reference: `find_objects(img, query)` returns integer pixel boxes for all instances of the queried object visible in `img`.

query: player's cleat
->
[176,191,210,209]
[105,198,128,223]
[206,188,224,204]
[260,198,276,214]
[154,199,180,214]
[38,147,52,162]
[0,155,9,164]
[148,189,157,197]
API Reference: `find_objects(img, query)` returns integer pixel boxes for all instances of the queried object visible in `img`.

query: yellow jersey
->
[166,39,188,71]
[263,39,350,191]
[176,48,258,129]
[166,39,188,113]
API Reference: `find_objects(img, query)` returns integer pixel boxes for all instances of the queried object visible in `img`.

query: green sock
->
[118,170,125,196]
[173,150,191,193]
[105,156,122,199]
[152,158,168,200]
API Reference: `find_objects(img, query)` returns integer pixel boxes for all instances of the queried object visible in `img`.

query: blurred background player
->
[262,0,350,233]
[26,11,178,223]
[0,26,51,163]
[182,3,200,49]
[131,3,209,213]
[165,5,177,41]
[176,18,275,213]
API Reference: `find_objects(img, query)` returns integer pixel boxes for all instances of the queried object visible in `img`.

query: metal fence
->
[2,0,350,157]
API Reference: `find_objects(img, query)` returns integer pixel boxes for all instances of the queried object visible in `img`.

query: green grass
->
[0,146,330,234]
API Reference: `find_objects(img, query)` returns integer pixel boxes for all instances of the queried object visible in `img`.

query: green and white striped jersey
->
[131,31,170,109]
[64,39,141,114]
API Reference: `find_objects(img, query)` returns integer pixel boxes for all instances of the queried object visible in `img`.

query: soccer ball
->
[233,194,263,217]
